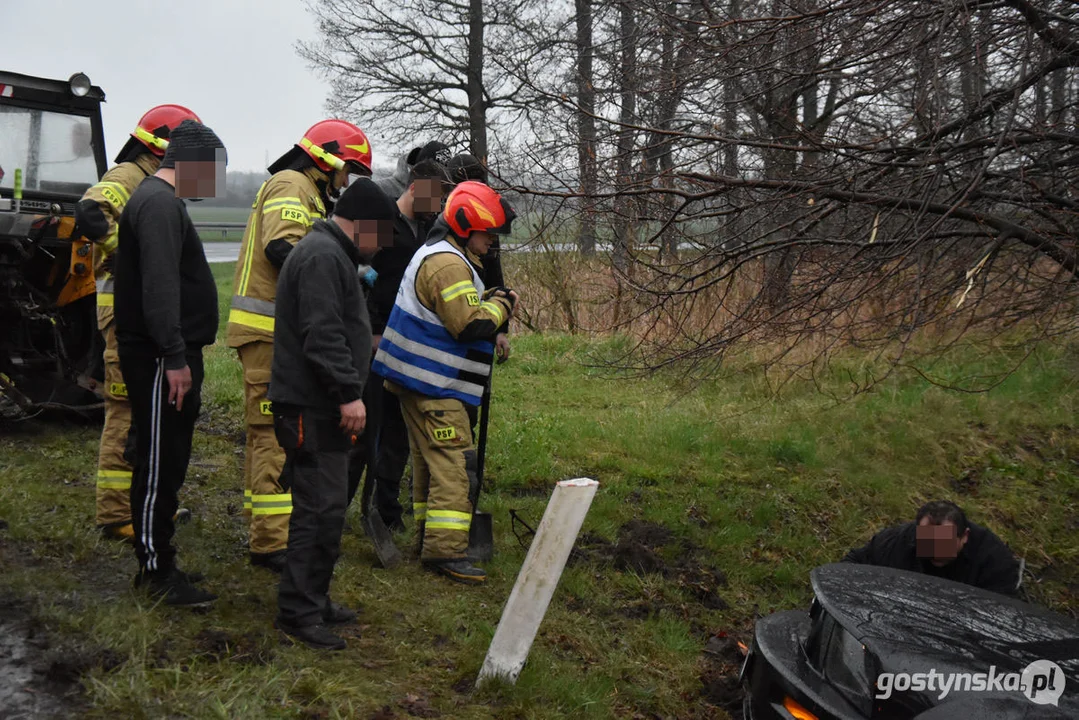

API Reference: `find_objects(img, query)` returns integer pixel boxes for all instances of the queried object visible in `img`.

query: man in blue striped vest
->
[371,181,518,585]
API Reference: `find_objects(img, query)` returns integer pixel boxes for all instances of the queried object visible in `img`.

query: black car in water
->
[741,563,1079,719]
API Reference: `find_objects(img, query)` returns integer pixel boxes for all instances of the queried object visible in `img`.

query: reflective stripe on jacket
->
[80,155,158,311]
[227,168,327,346]
[372,238,494,406]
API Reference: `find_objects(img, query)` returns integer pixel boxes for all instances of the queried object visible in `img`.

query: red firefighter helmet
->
[298,120,373,174]
[131,104,201,156]
[444,181,516,238]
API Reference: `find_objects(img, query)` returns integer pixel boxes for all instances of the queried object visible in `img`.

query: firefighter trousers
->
[96,322,134,528]
[393,384,479,561]
[238,341,290,556]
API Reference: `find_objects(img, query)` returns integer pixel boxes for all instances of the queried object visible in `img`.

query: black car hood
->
[913,695,1075,719]
[811,564,1079,713]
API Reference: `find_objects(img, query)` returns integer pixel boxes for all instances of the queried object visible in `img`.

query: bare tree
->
[300,0,1079,389]
[509,0,1079,389]
[299,0,536,159]
[575,0,598,253]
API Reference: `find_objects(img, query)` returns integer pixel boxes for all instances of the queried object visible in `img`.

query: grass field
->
[0,262,1077,718]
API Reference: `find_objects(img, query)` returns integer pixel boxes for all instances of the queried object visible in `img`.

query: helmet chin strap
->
[314,175,333,204]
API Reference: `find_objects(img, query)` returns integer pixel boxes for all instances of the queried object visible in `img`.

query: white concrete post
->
[476,477,599,687]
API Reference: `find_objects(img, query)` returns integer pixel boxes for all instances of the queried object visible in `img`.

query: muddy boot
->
[250,550,287,574]
[423,558,486,585]
[274,619,346,651]
[102,522,135,543]
[139,569,217,608]
[323,602,359,626]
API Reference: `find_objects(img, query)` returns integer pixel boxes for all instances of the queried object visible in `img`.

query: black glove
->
[487,286,517,312]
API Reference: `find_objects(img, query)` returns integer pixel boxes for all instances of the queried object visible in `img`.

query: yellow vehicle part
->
[57,217,96,306]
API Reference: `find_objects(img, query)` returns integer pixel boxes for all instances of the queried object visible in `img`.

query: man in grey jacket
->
[268,178,397,650]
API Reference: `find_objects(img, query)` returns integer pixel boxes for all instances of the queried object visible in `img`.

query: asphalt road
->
[204,242,241,264]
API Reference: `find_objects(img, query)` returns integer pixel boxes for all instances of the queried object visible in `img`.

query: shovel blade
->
[467,511,494,563]
[361,513,403,569]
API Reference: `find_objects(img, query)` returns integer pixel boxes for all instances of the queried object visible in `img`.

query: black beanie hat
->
[446,153,488,184]
[333,177,398,222]
[160,119,226,169]
[406,140,451,167]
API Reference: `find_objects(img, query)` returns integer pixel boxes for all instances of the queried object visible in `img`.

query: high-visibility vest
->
[372,238,494,406]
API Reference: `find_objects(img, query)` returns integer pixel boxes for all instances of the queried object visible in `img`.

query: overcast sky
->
[1,0,399,174]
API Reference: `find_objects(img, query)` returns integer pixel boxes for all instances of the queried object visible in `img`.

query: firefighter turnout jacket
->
[75,152,160,532]
[227,167,329,344]
[227,166,329,558]
[76,154,160,330]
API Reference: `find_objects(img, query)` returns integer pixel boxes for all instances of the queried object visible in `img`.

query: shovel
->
[467,375,494,563]
[359,452,403,569]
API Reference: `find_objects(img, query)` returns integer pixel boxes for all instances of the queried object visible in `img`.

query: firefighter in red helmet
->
[371,181,518,585]
[75,104,201,541]
[227,120,374,573]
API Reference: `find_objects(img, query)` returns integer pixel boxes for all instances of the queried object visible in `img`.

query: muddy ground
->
[0,596,121,720]
[568,519,748,719]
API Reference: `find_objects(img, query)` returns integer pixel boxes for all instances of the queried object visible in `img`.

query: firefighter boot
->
[102,522,135,542]
[423,558,487,585]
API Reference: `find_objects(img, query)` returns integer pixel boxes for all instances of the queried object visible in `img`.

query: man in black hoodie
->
[114,119,225,607]
[349,157,451,524]
[269,178,397,650]
[843,500,1021,597]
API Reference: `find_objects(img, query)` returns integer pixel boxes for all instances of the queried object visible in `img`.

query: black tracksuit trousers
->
[276,411,351,627]
[119,348,203,576]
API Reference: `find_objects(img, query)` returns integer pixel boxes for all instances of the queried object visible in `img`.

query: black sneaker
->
[250,551,286,574]
[323,602,359,626]
[135,567,205,587]
[142,569,217,607]
[423,558,487,585]
[176,567,205,584]
[274,619,346,650]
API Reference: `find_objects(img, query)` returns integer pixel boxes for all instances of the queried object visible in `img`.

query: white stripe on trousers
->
[142,358,164,571]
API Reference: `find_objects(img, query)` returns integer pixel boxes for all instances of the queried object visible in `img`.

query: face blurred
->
[915,519,969,567]
[412,178,444,215]
[174,157,225,199]
[353,219,394,254]
[466,230,495,256]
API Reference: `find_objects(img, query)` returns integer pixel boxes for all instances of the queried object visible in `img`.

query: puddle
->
[0,616,76,719]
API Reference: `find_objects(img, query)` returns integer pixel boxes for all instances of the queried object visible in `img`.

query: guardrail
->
[192,221,704,253]
[193,222,247,240]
